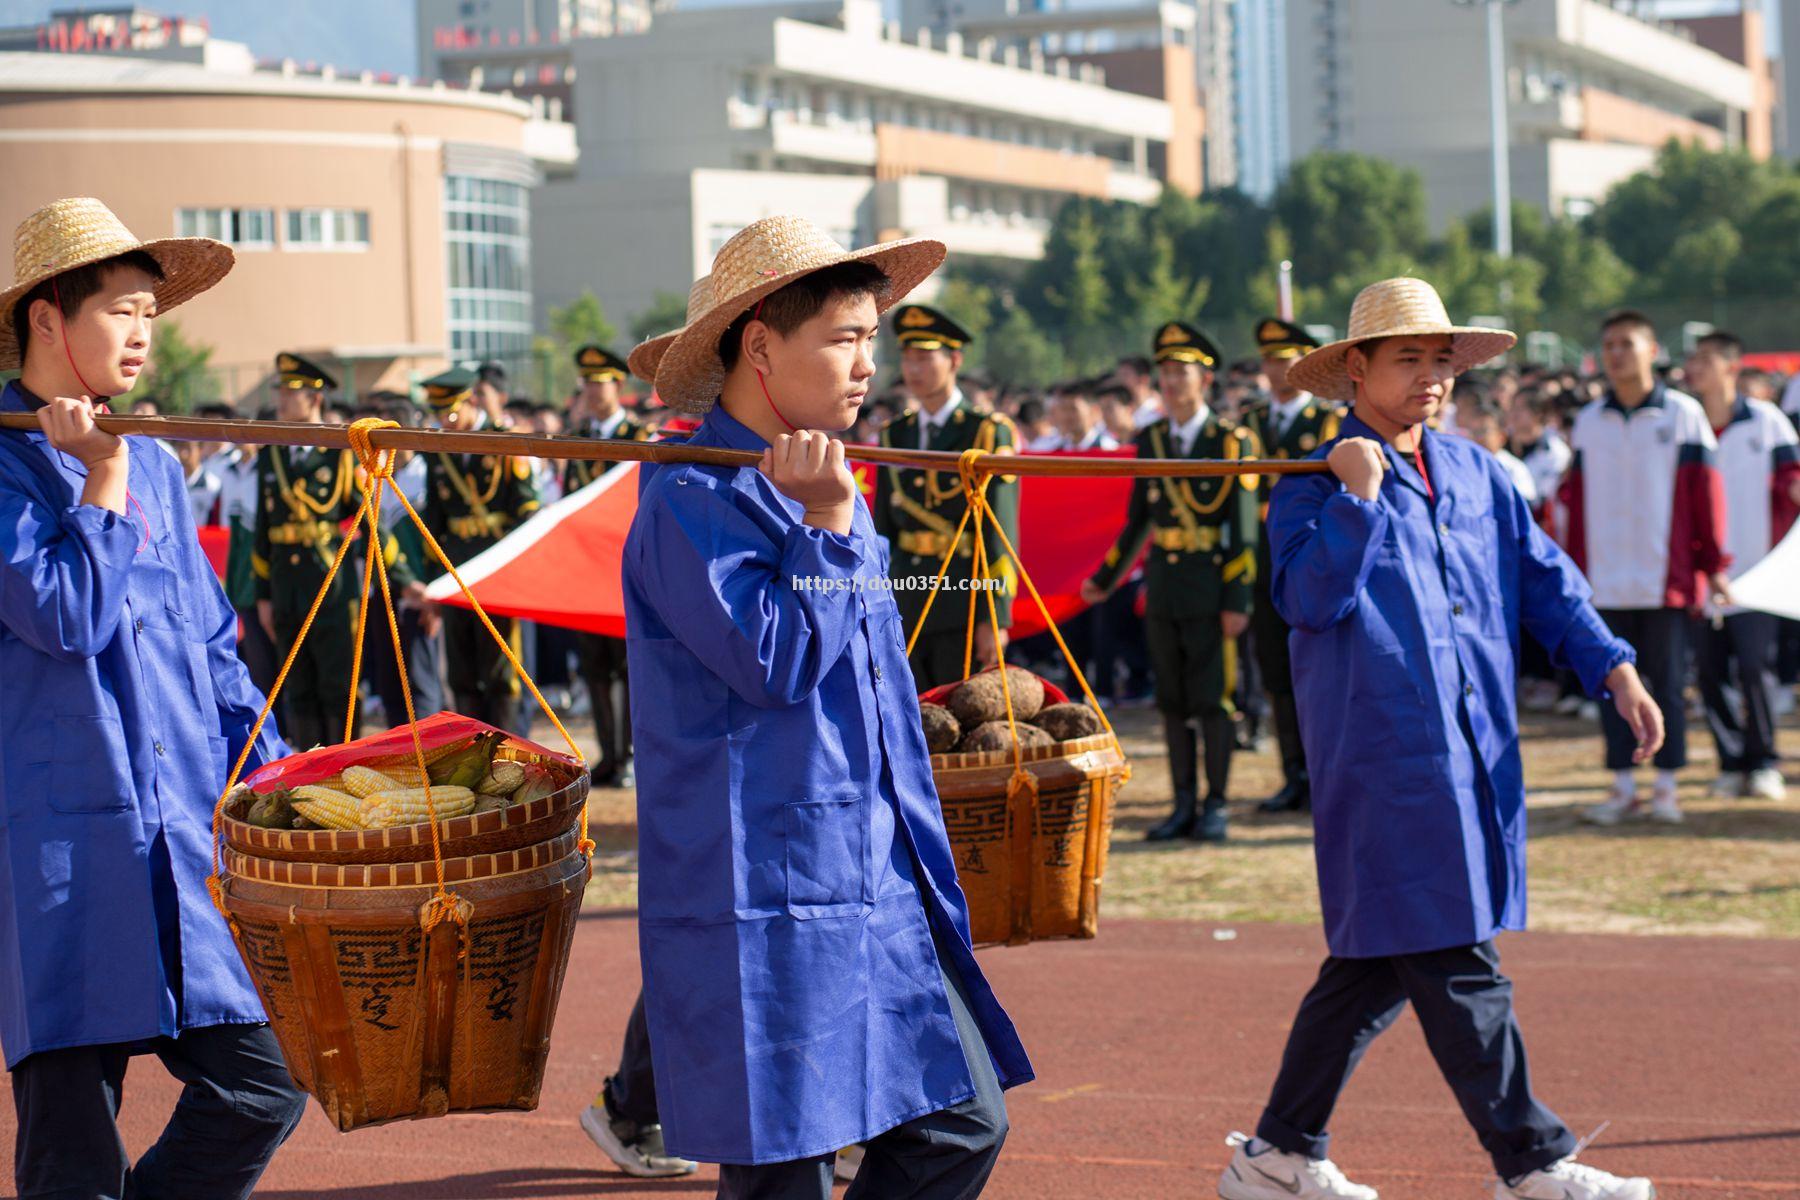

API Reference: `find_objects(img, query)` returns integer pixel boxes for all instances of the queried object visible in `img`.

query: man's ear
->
[742,319,774,375]
[1345,347,1367,387]
[27,296,61,355]
[949,348,964,374]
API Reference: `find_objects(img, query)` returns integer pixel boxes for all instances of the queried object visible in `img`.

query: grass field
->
[567,700,1800,939]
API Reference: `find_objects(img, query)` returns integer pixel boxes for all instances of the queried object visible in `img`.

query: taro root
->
[947,666,1045,727]
[956,719,1053,755]
[919,703,963,754]
[1034,702,1103,742]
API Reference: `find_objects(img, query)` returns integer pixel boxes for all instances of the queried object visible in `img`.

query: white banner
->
[1728,521,1800,621]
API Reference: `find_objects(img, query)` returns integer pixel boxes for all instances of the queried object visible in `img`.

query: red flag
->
[430,450,1139,643]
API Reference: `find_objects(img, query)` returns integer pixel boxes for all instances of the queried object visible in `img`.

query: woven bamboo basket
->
[221,759,587,865]
[220,844,591,1132]
[931,732,1128,947]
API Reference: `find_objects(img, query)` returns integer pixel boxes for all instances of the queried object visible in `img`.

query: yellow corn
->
[362,786,477,829]
[477,761,527,795]
[291,786,365,831]
[341,765,403,800]
[366,741,465,770]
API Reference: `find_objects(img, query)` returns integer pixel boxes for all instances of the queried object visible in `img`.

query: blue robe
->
[1267,413,1633,959]
[0,382,288,1069]
[623,407,1032,1165]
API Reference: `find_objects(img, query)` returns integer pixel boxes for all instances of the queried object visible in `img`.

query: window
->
[284,207,370,250]
[443,175,532,371]
[175,206,275,248]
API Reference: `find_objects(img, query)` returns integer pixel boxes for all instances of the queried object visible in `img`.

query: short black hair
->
[718,262,892,374]
[1694,330,1744,362]
[1016,397,1046,425]
[476,361,508,388]
[1516,389,1559,421]
[1116,355,1152,377]
[11,249,164,367]
[196,402,235,420]
[1600,309,1656,339]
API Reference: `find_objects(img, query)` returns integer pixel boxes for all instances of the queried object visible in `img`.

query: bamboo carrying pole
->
[0,412,1332,480]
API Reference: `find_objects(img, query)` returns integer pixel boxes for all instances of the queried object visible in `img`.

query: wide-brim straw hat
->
[1287,277,1516,403]
[646,216,945,414]
[627,273,713,384]
[1,197,234,370]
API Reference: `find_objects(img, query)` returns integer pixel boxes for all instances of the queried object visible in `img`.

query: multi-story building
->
[1786,0,1800,159]
[1286,0,1772,225]
[531,0,1176,333]
[0,17,575,401]
[1233,0,1290,199]
[416,0,658,119]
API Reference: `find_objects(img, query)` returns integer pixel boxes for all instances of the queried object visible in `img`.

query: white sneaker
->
[578,1103,698,1179]
[1554,694,1585,716]
[1582,787,1640,827]
[1496,1155,1654,1199]
[1774,687,1796,717]
[1218,1132,1378,1200]
[1648,780,1684,824]
[1745,767,1787,801]
[1709,771,1746,798]
[1577,701,1601,722]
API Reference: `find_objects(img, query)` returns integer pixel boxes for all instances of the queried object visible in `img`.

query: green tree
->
[982,306,1065,389]
[1725,180,1800,295]
[138,319,217,414]
[1273,152,1430,289]
[1589,142,1778,284]
[932,275,996,349]
[1038,204,1115,374]
[629,290,689,344]
[1464,203,1633,321]
[540,289,619,401]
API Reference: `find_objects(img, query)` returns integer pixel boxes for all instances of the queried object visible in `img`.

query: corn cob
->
[364,740,467,771]
[342,765,403,799]
[361,786,477,829]
[291,786,365,831]
[477,760,527,795]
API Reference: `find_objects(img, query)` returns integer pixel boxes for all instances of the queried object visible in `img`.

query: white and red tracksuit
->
[1559,383,1728,770]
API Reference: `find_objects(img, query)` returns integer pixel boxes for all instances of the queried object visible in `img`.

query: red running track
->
[3,916,1796,1199]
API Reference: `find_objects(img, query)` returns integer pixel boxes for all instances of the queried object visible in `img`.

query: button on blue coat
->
[623,408,1032,1165]
[0,383,290,1068]
[1267,414,1633,959]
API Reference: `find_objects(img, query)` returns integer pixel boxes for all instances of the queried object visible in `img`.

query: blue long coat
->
[623,407,1032,1165]
[0,382,288,1069]
[1267,413,1633,959]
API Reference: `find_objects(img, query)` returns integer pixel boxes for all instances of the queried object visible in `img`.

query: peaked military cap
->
[1254,317,1320,360]
[575,344,629,382]
[420,365,477,410]
[893,304,974,351]
[274,351,337,391]
[1152,321,1220,368]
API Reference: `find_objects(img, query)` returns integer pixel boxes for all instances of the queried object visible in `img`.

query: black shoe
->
[1146,792,1198,841]
[1258,780,1307,814]
[1193,797,1229,843]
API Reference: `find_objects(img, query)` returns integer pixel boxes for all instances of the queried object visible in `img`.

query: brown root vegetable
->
[472,794,508,815]
[947,667,1046,727]
[919,703,962,754]
[956,719,1052,755]
[1034,702,1103,742]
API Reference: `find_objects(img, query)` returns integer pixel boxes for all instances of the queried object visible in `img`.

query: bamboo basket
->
[221,757,587,865]
[219,844,591,1132]
[930,732,1128,947]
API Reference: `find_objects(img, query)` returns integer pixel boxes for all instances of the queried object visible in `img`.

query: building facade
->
[1233,0,1290,199]
[0,33,573,402]
[531,0,1177,333]
[1285,0,1772,226]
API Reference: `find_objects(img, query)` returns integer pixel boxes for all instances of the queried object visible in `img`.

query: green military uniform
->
[872,306,1020,690]
[1086,322,1260,842]
[1239,318,1339,813]
[253,352,413,750]
[418,367,542,734]
[568,345,649,783]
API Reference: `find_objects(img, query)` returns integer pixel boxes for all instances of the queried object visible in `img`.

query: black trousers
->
[1091,580,1150,700]
[715,924,1008,1200]
[1694,612,1781,774]
[11,1023,306,1200]
[1257,941,1574,1181]
[579,632,633,779]
[908,628,981,693]
[443,607,522,734]
[1595,608,1689,771]
[273,605,358,752]
[233,606,278,700]
[362,602,446,728]
[606,990,659,1125]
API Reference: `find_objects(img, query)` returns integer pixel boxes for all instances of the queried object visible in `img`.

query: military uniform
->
[1239,318,1339,813]
[419,367,541,734]
[568,345,650,784]
[873,306,1020,690]
[1086,322,1260,842]
[253,352,413,750]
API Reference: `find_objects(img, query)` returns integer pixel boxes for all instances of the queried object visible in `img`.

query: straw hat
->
[0,197,235,370]
[1287,277,1516,403]
[647,216,945,414]
[626,273,712,384]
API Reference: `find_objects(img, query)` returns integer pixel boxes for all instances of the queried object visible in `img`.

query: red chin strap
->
[751,293,798,434]
[51,275,106,400]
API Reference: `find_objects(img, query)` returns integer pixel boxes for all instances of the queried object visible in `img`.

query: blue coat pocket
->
[784,795,870,919]
[48,715,134,814]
